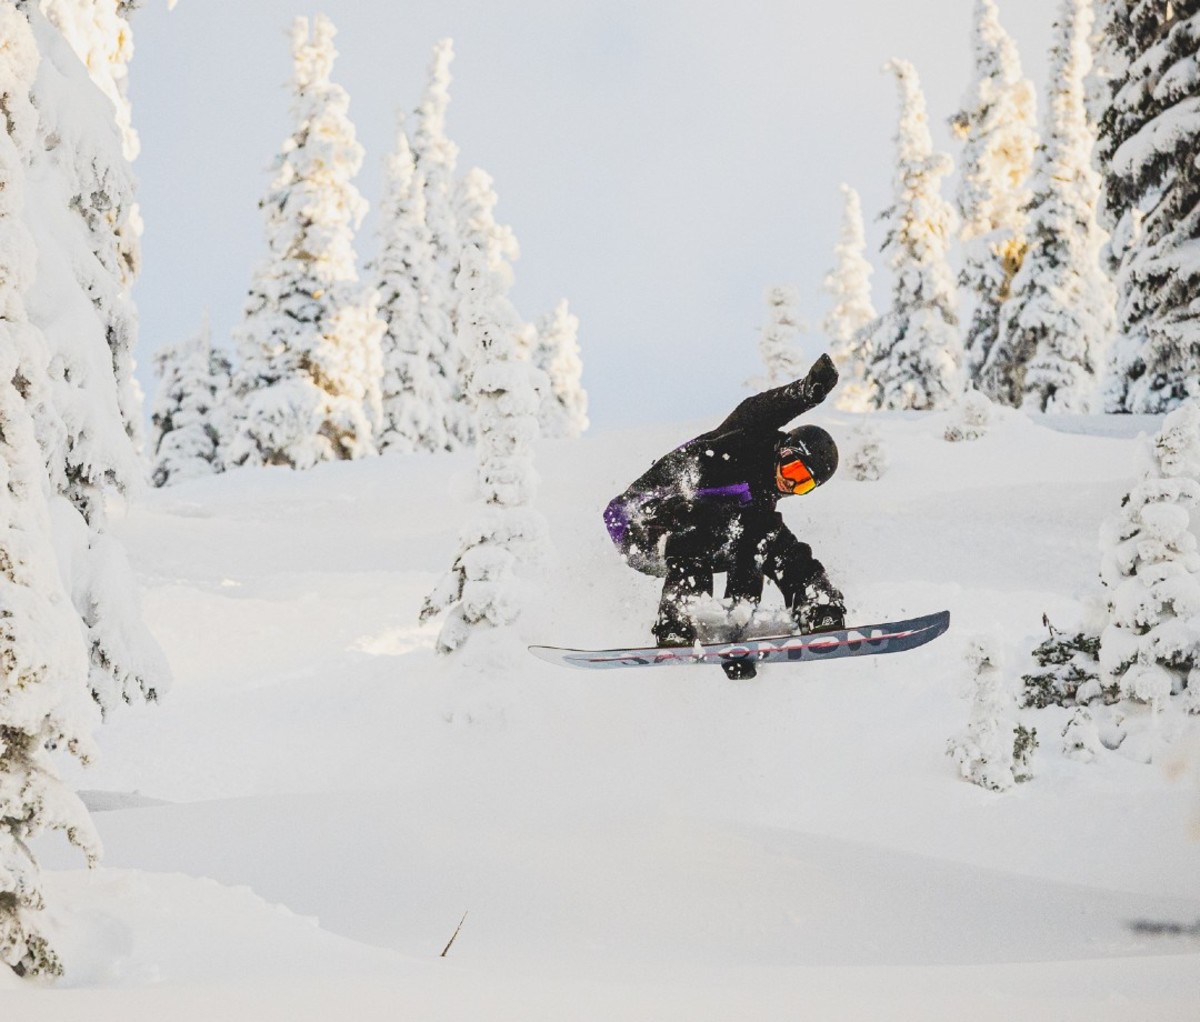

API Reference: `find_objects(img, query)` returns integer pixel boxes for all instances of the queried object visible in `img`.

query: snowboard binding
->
[721,658,757,681]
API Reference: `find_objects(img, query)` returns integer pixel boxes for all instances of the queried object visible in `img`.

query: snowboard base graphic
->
[529,610,950,672]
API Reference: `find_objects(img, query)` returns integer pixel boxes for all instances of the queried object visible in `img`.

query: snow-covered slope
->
[8,409,1200,1019]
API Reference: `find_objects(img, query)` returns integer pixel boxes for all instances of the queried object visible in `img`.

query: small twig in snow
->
[441,911,468,957]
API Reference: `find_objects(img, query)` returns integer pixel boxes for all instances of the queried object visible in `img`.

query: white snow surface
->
[8,410,1200,1019]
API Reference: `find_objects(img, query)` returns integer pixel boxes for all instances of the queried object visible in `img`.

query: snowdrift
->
[9,408,1200,1019]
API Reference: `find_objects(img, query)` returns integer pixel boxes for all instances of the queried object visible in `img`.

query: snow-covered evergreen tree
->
[950,0,1038,384]
[846,420,888,481]
[943,388,995,442]
[1020,613,1108,709]
[1098,399,1200,709]
[378,41,556,455]
[948,637,1037,790]
[1098,1,1200,413]
[150,317,231,487]
[228,15,384,470]
[0,5,106,976]
[752,285,806,388]
[16,2,167,715]
[0,337,101,979]
[533,299,589,440]
[449,166,527,448]
[982,0,1114,413]
[862,60,962,411]
[372,112,449,454]
[457,166,519,289]
[412,39,469,450]
[419,246,550,653]
[822,184,877,412]
[1061,707,1103,761]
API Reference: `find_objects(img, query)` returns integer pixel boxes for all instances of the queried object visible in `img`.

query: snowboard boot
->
[652,616,697,648]
[653,595,701,648]
[794,571,846,634]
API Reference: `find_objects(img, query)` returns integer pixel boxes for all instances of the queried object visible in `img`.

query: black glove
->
[801,353,839,406]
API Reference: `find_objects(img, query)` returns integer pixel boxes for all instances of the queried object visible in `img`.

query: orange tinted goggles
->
[776,450,817,494]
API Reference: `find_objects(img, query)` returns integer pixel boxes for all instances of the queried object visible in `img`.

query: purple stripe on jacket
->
[695,483,752,503]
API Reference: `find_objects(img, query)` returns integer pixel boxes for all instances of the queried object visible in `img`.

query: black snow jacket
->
[605,355,836,576]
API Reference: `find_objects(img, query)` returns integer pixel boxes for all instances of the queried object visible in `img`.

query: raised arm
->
[715,353,840,433]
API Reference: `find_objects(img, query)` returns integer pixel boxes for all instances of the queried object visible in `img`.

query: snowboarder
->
[604,353,845,660]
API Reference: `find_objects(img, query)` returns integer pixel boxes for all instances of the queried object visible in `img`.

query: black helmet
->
[776,425,838,493]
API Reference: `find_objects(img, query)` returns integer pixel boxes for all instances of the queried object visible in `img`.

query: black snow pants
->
[652,517,828,646]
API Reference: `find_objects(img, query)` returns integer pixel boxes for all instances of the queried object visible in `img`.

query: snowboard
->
[529,610,950,672]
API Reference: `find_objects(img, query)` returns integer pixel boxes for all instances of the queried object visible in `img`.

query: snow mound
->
[11,410,1200,1016]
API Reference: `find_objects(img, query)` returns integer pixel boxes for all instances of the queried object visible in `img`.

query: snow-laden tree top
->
[230,13,382,469]
[863,59,961,412]
[983,0,1112,414]
[824,184,874,329]
[885,57,954,188]
[413,38,457,168]
[950,0,1037,243]
[372,111,447,454]
[37,0,141,159]
[282,13,369,268]
[535,298,589,440]
[458,166,520,290]
[754,284,806,388]
[823,183,876,412]
[1041,0,1100,178]
[411,38,468,449]
[950,0,1038,388]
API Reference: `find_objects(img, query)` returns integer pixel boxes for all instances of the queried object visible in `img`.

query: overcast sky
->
[128,1,1057,431]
